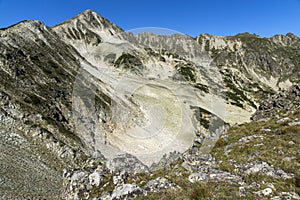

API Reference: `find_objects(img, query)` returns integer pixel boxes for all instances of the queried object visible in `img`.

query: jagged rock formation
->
[0,9,299,199]
[252,84,300,120]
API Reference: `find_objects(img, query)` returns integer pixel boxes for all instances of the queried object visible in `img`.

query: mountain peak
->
[0,20,46,32]
[0,20,51,41]
[53,9,123,32]
[285,32,299,39]
[52,10,123,42]
[75,9,103,23]
[80,9,98,17]
[234,32,260,38]
[51,10,124,53]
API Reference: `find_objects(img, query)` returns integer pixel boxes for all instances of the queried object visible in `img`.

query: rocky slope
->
[0,17,113,198]
[0,10,299,199]
[0,20,86,199]
[62,84,300,199]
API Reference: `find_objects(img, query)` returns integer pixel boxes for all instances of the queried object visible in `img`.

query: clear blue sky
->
[0,0,300,37]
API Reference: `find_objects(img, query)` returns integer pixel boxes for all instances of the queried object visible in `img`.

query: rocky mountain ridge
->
[0,10,299,199]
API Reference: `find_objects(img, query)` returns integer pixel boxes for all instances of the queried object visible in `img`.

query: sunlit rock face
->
[0,9,299,198]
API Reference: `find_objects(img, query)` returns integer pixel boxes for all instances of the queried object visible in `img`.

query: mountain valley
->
[0,10,299,199]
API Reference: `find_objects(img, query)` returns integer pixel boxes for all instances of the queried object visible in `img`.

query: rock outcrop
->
[252,84,300,120]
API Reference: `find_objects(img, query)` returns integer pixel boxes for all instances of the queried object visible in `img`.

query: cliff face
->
[0,10,299,199]
[0,20,82,198]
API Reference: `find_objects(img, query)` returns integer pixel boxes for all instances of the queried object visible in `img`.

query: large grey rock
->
[254,188,273,197]
[238,161,295,179]
[111,184,145,200]
[188,169,244,184]
[62,158,108,200]
[106,154,149,174]
[144,177,180,192]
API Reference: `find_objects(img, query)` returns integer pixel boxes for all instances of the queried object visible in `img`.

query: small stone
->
[188,173,207,183]
[194,137,203,144]
[70,172,85,183]
[282,156,295,162]
[270,191,300,200]
[181,161,191,171]
[253,143,264,147]
[249,182,260,189]
[89,171,101,186]
[288,141,295,145]
[288,121,300,126]
[261,128,271,132]
[276,117,290,124]
[99,192,112,200]
[113,170,128,185]
[258,118,271,122]
[278,149,284,155]
[255,188,273,196]
[266,183,276,190]
[239,187,247,197]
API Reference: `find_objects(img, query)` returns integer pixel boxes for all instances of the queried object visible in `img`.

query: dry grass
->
[280,125,300,134]
[211,109,300,197]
